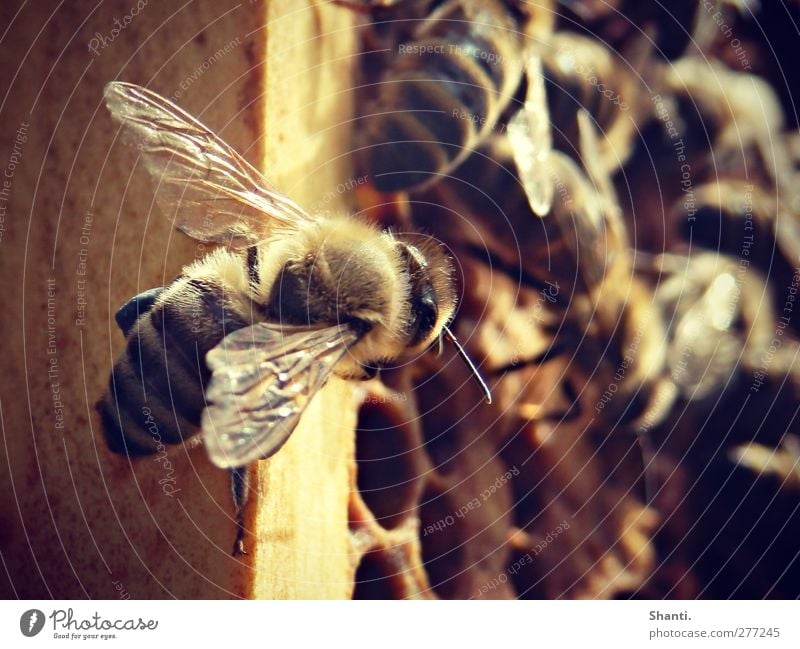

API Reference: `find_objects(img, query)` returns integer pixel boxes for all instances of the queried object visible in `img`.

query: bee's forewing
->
[576,109,632,266]
[202,322,360,468]
[507,55,554,217]
[545,151,608,289]
[669,265,740,399]
[104,81,313,247]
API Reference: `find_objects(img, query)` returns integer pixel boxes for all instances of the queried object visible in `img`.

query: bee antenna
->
[442,324,492,404]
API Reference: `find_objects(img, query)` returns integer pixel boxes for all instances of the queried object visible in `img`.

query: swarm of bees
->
[100,0,800,596]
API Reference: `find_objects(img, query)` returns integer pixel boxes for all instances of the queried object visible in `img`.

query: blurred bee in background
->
[615,51,794,255]
[511,100,673,440]
[556,0,699,60]
[338,0,800,597]
[675,181,777,263]
[691,0,757,54]
[538,31,653,174]
[337,0,554,192]
[671,180,800,298]
[98,82,490,554]
[417,61,673,496]
[659,57,789,188]
[652,252,791,403]
[656,58,800,324]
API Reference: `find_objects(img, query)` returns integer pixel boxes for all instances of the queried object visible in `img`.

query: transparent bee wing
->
[546,151,607,289]
[202,322,360,468]
[507,65,617,291]
[104,81,312,247]
[507,55,554,217]
[669,269,740,399]
[578,112,623,234]
[576,110,631,273]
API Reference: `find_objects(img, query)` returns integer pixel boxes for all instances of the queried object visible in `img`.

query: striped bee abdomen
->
[541,32,644,172]
[357,0,529,191]
[98,276,253,457]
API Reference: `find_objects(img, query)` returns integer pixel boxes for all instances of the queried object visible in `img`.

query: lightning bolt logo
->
[20,609,45,637]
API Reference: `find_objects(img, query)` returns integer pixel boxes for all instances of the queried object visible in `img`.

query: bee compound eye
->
[410,291,439,345]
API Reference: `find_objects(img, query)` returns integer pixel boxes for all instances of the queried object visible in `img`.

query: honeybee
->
[510,101,674,498]
[422,90,671,412]
[339,0,554,192]
[653,252,777,402]
[419,94,673,497]
[660,57,789,187]
[691,0,756,54]
[525,110,671,428]
[97,81,490,554]
[538,31,652,175]
[672,179,800,292]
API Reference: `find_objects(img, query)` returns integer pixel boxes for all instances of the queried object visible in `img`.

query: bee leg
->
[230,466,250,556]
